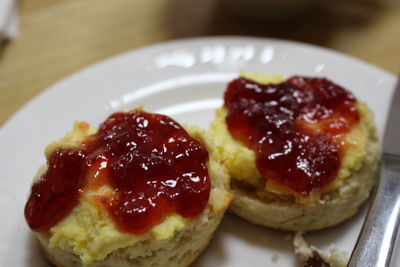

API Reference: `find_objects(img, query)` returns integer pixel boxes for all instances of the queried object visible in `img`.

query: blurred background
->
[0,0,399,126]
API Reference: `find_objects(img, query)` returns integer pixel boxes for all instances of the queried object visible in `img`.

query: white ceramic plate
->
[0,37,397,266]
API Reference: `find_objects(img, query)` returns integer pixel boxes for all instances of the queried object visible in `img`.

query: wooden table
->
[1,0,399,126]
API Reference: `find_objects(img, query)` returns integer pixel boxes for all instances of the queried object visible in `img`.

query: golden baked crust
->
[37,208,223,267]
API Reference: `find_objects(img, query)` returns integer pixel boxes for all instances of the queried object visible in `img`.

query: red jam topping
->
[25,110,210,234]
[224,76,359,196]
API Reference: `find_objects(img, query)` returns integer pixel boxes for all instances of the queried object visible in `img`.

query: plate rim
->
[1,36,395,130]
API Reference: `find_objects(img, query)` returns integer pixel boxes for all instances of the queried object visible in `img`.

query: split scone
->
[209,72,379,231]
[24,109,232,267]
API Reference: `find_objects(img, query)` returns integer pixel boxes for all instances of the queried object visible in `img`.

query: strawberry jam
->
[224,76,359,196]
[25,110,210,234]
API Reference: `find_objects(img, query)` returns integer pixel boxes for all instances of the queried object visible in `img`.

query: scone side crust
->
[37,209,226,267]
[229,126,379,231]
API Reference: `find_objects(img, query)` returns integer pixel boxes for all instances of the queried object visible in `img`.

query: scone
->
[24,109,232,267]
[209,72,379,231]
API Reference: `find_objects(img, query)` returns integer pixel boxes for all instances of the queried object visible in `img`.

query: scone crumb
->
[293,232,349,267]
[327,245,349,267]
[271,252,280,263]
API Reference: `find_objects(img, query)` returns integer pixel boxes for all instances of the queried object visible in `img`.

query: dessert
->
[293,232,348,267]
[209,72,379,231]
[24,109,232,266]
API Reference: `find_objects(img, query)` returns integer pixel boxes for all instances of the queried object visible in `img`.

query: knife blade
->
[383,78,400,159]
[348,77,400,267]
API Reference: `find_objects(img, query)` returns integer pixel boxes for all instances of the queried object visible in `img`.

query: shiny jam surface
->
[224,76,359,196]
[25,110,210,234]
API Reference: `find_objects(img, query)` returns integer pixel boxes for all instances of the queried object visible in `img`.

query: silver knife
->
[348,77,400,267]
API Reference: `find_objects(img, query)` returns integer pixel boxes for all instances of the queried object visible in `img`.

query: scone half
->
[25,109,232,267]
[209,72,379,232]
